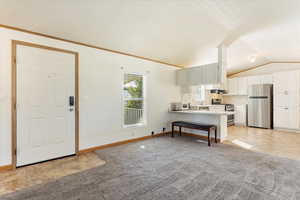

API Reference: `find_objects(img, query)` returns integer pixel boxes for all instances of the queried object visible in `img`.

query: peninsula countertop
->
[169,109,232,142]
[169,110,235,115]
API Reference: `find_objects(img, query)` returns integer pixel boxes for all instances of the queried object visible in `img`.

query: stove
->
[224,104,234,126]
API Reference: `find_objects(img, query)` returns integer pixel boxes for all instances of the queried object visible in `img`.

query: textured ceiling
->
[0,0,300,73]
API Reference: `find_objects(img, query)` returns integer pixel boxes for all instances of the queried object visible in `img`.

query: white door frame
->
[11,40,79,169]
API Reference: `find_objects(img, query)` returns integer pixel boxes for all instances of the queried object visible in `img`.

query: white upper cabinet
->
[203,64,218,84]
[247,74,273,85]
[176,63,220,86]
[273,71,300,107]
[237,77,248,95]
[227,74,273,96]
[260,74,273,84]
[227,77,247,95]
[227,78,238,94]
[188,67,203,85]
[273,71,289,107]
[247,76,261,86]
[176,69,189,86]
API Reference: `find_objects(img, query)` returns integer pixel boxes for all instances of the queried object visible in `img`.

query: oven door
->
[227,114,235,126]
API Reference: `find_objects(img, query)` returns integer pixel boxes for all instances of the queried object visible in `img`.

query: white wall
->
[0,28,181,166]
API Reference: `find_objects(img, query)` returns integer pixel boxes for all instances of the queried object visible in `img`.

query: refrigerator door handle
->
[249,96,268,99]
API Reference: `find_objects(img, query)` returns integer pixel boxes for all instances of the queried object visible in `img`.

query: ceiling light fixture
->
[248,55,257,63]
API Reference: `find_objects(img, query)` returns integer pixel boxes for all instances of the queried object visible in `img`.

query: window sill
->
[123,123,146,128]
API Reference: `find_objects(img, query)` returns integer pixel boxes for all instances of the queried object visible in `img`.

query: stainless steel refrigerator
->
[247,84,273,129]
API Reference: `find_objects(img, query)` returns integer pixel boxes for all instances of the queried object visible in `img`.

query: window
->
[123,73,145,126]
[195,85,205,103]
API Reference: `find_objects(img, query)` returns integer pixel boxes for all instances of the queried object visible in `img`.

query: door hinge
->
[13,57,17,64]
[14,148,17,156]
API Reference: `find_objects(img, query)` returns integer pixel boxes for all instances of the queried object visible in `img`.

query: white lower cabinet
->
[275,91,300,108]
[274,92,288,107]
[234,105,247,125]
[274,107,290,128]
[289,108,300,129]
[274,106,299,129]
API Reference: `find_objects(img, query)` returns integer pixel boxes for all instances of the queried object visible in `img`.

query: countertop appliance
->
[210,89,226,94]
[170,102,189,111]
[212,98,222,105]
[247,84,273,129]
[210,89,226,105]
[170,102,182,111]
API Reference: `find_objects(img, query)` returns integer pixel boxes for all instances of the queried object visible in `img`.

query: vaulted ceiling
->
[1,0,300,74]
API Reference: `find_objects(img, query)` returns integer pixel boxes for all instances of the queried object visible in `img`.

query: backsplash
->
[180,86,212,105]
[223,95,248,105]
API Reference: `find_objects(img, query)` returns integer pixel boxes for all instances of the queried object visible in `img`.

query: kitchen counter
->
[169,110,235,115]
[169,109,232,142]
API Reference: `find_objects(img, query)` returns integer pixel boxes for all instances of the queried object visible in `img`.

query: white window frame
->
[195,85,205,103]
[122,72,147,128]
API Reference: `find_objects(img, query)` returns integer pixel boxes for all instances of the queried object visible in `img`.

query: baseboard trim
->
[0,164,13,172]
[274,128,300,133]
[78,130,221,154]
[234,124,247,127]
[78,132,166,154]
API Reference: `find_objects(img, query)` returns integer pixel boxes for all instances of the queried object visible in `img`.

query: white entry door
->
[16,45,76,167]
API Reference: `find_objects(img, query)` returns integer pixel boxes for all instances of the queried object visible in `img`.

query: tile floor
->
[0,152,105,195]
[226,126,300,161]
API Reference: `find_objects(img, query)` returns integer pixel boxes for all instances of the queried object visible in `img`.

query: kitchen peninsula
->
[169,109,234,142]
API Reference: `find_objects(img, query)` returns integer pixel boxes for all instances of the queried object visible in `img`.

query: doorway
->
[11,40,79,168]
